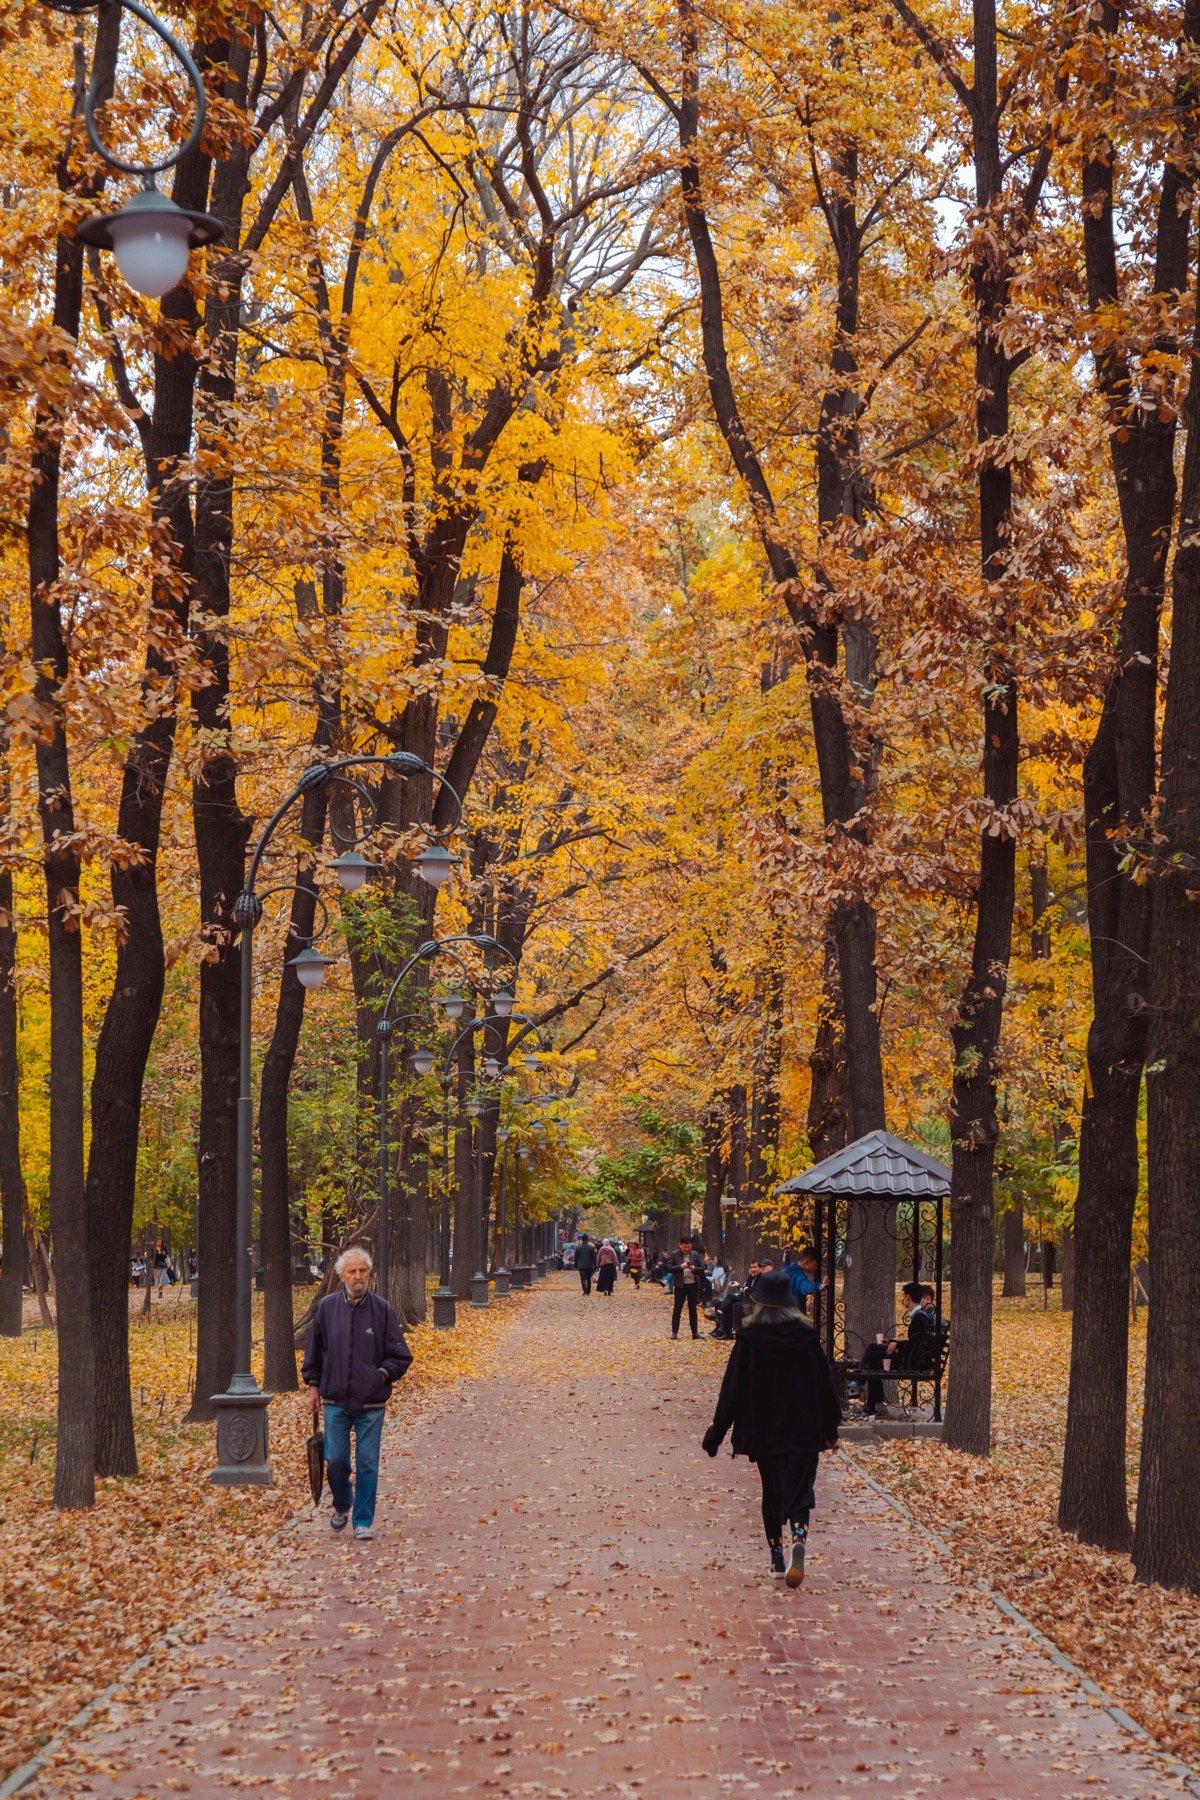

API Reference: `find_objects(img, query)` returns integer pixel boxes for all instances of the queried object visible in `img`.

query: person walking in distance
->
[667,1235,704,1339]
[702,1267,841,1586]
[596,1238,619,1295]
[575,1232,598,1295]
[626,1240,645,1288]
[302,1247,412,1541]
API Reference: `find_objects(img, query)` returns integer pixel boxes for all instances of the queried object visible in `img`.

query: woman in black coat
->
[702,1268,841,1587]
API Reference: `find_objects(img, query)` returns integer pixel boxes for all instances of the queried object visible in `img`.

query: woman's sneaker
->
[786,1531,807,1589]
[330,1508,349,1531]
[769,1543,786,1577]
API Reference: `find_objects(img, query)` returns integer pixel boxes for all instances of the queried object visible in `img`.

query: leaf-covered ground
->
[856,1292,1200,1771]
[19,1276,1182,1799]
[0,1289,521,1781]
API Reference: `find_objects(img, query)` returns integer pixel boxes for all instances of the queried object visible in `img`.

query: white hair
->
[335,1246,373,1276]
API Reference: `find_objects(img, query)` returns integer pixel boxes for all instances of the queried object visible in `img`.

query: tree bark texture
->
[807,938,848,1166]
[25,5,122,1503]
[259,746,331,1394]
[940,0,1027,1457]
[85,119,213,1476]
[702,1104,725,1258]
[187,36,257,1419]
[1060,0,1195,1549]
[1134,235,1200,1596]
[1002,1205,1026,1298]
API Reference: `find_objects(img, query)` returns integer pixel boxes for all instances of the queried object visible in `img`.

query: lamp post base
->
[211,1384,274,1487]
[470,1271,490,1308]
[511,1264,531,1289]
[529,1259,541,1283]
[493,1265,511,1297]
[433,1286,457,1329]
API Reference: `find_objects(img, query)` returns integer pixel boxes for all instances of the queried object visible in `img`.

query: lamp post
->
[42,0,224,296]
[494,1127,512,1295]
[432,1012,549,1320]
[512,1143,533,1288]
[211,751,460,1488]
[375,933,516,1307]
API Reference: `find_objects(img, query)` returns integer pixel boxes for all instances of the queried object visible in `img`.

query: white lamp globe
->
[288,946,333,990]
[442,990,467,1021]
[331,849,372,893]
[413,845,456,889]
[110,208,192,298]
[409,1047,435,1077]
[493,988,515,1018]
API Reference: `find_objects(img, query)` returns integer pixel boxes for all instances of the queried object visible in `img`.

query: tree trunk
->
[1133,231,1200,1595]
[451,1036,475,1299]
[258,749,330,1395]
[24,5,122,1504]
[187,46,256,1418]
[807,938,848,1165]
[1060,0,1195,1549]
[702,1103,725,1258]
[939,0,1025,1458]
[747,964,783,1260]
[0,863,26,1338]
[25,1223,53,1328]
[1061,1225,1074,1312]
[85,126,211,1470]
[676,16,886,1164]
[1002,1206,1026,1298]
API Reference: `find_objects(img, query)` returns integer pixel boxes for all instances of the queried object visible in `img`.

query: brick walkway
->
[24,1276,1185,1798]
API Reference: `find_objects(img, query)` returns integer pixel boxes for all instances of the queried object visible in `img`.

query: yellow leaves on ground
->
[0,1290,522,1781]
[852,1294,1200,1770]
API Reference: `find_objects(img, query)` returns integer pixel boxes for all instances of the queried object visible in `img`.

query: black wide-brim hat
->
[754,1269,795,1307]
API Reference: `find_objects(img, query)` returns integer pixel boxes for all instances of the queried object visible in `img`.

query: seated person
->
[712,1257,775,1338]
[859,1282,941,1416]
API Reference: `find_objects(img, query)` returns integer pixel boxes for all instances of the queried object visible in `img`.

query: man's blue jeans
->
[323,1404,384,1529]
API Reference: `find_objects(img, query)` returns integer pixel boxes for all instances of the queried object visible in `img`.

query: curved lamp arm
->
[243,752,462,898]
[378,932,519,1030]
[45,0,208,178]
[440,1012,548,1084]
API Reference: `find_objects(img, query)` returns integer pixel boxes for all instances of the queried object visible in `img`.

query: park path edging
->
[843,1446,1200,1799]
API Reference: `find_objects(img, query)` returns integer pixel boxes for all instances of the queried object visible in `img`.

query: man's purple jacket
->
[302,1288,413,1412]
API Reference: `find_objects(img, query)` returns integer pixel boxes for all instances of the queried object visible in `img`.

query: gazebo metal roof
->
[776,1129,951,1200]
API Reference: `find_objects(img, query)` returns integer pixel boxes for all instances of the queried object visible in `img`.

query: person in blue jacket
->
[786,1246,825,1313]
[303,1246,412,1540]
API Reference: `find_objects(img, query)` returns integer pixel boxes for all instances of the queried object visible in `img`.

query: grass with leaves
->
[852,1291,1200,1771]
[0,1289,522,1781]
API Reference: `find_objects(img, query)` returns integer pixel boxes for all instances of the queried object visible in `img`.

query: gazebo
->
[776,1129,951,1418]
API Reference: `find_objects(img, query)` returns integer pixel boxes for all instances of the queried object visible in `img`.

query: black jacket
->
[667,1248,704,1286]
[574,1241,598,1273]
[704,1307,841,1460]
[302,1289,412,1411]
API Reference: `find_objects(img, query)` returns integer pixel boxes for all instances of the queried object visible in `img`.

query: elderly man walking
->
[303,1247,412,1540]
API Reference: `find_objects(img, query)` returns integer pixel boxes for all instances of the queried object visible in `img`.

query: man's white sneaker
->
[354,1525,374,1540]
[330,1509,349,1532]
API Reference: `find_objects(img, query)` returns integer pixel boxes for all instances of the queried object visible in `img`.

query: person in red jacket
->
[702,1268,841,1587]
[625,1241,646,1288]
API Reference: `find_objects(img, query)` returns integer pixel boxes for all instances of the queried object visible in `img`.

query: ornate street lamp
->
[44,0,224,296]
[434,1013,548,1322]
[211,751,461,1489]
[374,934,518,1313]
